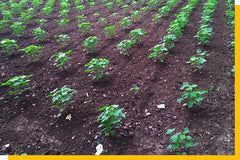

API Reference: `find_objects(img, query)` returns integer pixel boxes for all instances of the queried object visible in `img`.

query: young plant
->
[78,15,86,22]
[89,2,95,7]
[131,10,142,23]
[33,27,49,41]
[10,22,27,36]
[116,39,135,56]
[96,104,126,136]
[0,19,9,32]
[121,5,129,12]
[129,28,147,44]
[1,75,31,96]
[47,85,76,117]
[148,44,167,62]
[76,5,86,13]
[104,26,116,39]
[32,0,43,9]
[2,10,13,20]
[75,0,82,6]
[41,7,53,18]
[166,127,198,155]
[186,49,209,71]
[119,17,132,29]
[54,34,70,47]
[60,1,71,10]
[56,19,70,27]
[20,11,33,24]
[195,25,213,45]
[177,82,208,109]
[82,36,101,53]
[58,9,70,19]
[78,22,91,35]
[105,2,113,10]
[36,19,47,27]
[9,2,22,14]
[85,58,110,81]
[51,50,72,68]
[93,13,100,18]
[129,86,139,94]
[98,17,107,26]
[152,14,161,23]
[19,45,42,61]
[0,39,19,55]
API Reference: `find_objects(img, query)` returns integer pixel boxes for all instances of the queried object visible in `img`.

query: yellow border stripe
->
[8,3,239,160]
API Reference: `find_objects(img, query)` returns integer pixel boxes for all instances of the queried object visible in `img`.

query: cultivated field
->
[0,0,235,155]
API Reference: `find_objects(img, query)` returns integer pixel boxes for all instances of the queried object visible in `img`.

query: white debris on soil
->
[157,104,165,109]
[95,144,103,155]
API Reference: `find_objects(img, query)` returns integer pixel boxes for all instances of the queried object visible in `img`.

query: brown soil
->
[0,0,234,155]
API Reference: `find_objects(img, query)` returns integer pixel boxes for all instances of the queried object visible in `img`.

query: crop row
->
[225,0,235,51]
[195,0,217,45]
[148,0,199,62]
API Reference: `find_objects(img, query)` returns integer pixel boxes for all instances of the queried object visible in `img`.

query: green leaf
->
[170,133,179,142]
[166,144,173,150]
[166,128,175,135]
[183,127,190,134]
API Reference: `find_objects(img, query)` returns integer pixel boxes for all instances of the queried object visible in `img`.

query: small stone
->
[94,135,98,139]
[173,116,177,120]
[1,73,6,77]
[103,94,107,97]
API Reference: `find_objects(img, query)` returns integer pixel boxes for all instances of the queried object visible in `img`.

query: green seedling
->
[1,75,31,96]
[177,82,208,109]
[93,13,100,18]
[119,17,132,29]
[75,0,82,6]
[89,2,95,7]
[129,28,147,44]
[186,49,209,71]
[32,0,43,9]
[78,15,86,22]
[33,27,49,41]
[129,86,139,94]
[76,5,86,13]
[98,17,107,26]
[19,45,42,61]
[56,19,70,27]
[121,5,129,12]
[131,11,142,23]
[10,22,27,36]
[0,19,9,32]
[96,104,125,136]
[58,9,70,19]
[116,39,136,56]
[51,50,72,68]
[195,25,213,45]
[41,7,53,18]
[0,39,19,55]
[47,85,76,117]
[20,11,33,24]
[36,19,47,27]
[82,36,101,53]
[105,2,113,10]
[166,127,198,155]
[104,26,116,39]
[2,10,13,20]
[54,34,70,47]
[60,1,71,10]
[85,58,110,81]
[78,22,91,35]
[148,44,167,62]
